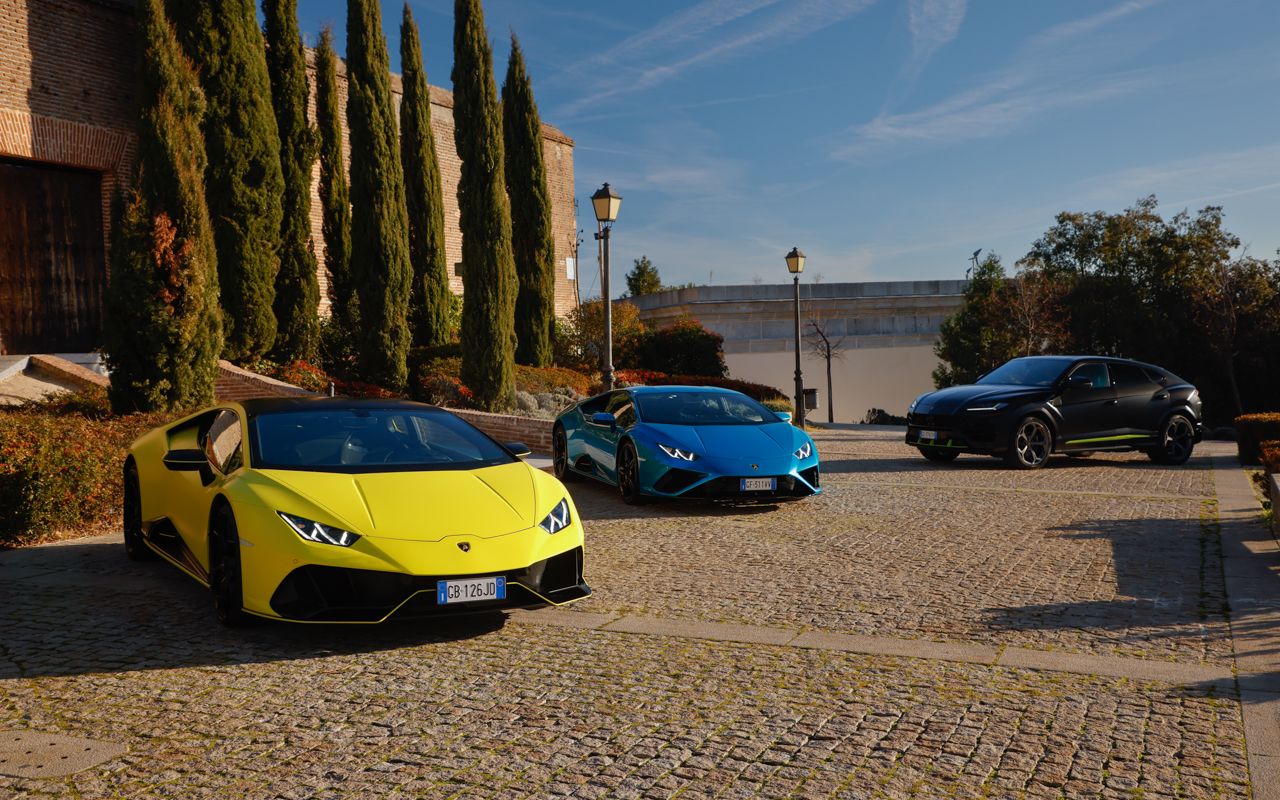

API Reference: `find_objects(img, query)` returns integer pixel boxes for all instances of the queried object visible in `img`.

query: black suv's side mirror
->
[1066,375,1094,390]
[162,448,207,471]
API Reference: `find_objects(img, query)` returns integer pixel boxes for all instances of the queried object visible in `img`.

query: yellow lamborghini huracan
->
[123,398,590,625]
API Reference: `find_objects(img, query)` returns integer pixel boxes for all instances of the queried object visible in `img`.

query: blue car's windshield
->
[976,358,1070,387]
[250,409,515,472]
[635,391,780,426]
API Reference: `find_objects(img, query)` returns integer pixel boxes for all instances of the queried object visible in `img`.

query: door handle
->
[1105,399,1118,405]
[1155,393,1169,400]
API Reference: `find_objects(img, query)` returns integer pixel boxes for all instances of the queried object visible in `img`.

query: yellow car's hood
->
[258,461,540,541]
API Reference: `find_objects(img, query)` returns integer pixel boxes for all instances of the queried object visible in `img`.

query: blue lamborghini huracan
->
[552,386,821,504]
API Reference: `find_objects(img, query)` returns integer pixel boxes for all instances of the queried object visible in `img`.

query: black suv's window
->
[1110,363,1155,390]
[1068,363,1110,389]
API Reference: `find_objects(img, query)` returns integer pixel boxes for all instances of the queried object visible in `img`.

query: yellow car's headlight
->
[278,512,361,547]
[538,498,571,535]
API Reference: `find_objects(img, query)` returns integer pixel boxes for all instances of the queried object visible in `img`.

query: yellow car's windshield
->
[250,408,516,472]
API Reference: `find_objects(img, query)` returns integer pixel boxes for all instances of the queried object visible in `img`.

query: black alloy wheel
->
[1006,416,1052,470]
[122,462,155,561]
[553,425,576,482]
[1148,414,1196,465]
[919,446,959,463]
[210,506,249,627]
[616,440,646,505]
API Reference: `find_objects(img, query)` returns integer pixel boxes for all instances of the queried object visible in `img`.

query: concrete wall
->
[726,344,941,423]
[629,281,967,423]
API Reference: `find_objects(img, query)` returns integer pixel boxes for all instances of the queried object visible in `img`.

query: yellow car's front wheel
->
[210,504,249,627]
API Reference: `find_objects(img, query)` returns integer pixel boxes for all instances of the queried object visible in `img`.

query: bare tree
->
[804,312,846,423]
[1007,269,1068,357]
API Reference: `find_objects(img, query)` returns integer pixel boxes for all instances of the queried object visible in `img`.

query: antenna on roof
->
[966,248,982,279]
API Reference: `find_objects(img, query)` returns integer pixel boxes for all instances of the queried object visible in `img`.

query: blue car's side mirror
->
[591,412,617,427]
[776,411,793,423]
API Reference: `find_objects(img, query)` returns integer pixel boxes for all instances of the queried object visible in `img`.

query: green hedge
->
[0,391,173,545]
[1236,413,1280,465]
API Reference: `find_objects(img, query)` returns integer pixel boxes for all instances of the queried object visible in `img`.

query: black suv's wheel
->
[918,446,959,463]
[616,440,647,505]
[210,505,249,627]
[122,462,155,561]
[1147,414,1196,465]
[552,425,577,482]
[1006,416,1052,470]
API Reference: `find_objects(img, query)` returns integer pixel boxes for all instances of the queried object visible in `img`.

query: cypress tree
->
[502,34,556,367]
[103,0,222,412]
[167,0,283,361]
[453,0,517,409]
[314,27,356,330]
[400,5,451,348]
[263,0,320,363]
[347,0,413,389]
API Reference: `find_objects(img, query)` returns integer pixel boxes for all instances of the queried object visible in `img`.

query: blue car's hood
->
[641,421,801,460]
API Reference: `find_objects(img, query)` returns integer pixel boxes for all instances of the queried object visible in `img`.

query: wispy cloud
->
[554,0,877,119]
[881,0,967,108]
[835,0,1166,160]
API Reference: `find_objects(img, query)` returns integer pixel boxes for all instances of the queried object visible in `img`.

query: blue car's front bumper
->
[639,449,821,501]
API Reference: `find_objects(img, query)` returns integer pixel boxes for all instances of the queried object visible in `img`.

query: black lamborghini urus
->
[905,356,1203,469]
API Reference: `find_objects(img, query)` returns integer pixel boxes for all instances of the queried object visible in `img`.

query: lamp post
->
[785,247,806,427]
[591,182,622,389]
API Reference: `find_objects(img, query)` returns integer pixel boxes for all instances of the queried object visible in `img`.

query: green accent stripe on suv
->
[1063,434,1150,445]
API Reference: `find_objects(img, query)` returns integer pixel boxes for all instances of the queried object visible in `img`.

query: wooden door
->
[0,159,105,354]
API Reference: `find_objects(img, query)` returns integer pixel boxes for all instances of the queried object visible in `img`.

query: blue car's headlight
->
[658,444,698,461]
[538,498,572,534]
[278,512,360,547]
[793,442,812,460]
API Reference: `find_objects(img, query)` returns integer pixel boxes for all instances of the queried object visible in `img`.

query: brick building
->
[0,0,579,356]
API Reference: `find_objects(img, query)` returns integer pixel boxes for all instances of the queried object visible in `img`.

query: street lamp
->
[785,246,806,427]
[591,182,622,389]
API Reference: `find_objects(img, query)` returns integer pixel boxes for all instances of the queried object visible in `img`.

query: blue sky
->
[297,0,1280,296]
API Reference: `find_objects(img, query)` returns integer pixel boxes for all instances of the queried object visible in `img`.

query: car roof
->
[235,397,440,415]
[627,385,746,395]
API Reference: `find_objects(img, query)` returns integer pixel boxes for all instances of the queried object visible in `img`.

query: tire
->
[918,446,959,463]
[1005,416,1052,470]
[122,462,155,561]
[616,440,647,505]
[1147,414,1196,465]
[553,425,577,482]
[209,505,250,627]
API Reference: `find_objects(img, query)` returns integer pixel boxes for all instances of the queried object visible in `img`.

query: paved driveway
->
[1,430,1275,798]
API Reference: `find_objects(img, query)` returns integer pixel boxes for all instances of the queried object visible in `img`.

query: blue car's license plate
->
[437,576,506,605]
[740,477,777,491]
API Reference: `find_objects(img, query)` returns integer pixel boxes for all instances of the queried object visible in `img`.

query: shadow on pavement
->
[821,452,1217,475]
[0,538,509,680]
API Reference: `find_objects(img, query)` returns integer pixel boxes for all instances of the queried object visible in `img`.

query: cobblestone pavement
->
[0,430,1265,797]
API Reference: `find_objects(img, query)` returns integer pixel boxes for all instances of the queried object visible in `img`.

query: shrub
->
[243,358,331,394]
[1235,413,1280,465]
[636,318,726,377]
[554,299,646,373]
[655,375,787,402]
[0,395,174,545]
[1261,440,1280,475]
[334,379,400,399]
[410,352,589,406]
[761,398,794,415]
[864,408,908,425]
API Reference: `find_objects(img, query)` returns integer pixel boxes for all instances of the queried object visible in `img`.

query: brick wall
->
[0,0,579,347]
[214,360,315,402]
[304,50,580,318]
[450,408,554,454]
[27,353,109,390]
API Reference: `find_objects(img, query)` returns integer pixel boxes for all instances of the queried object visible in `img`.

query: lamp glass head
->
[785,246,806,275]
[591,183,622,223]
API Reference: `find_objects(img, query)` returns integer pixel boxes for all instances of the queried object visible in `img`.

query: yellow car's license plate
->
[437,576,506,604]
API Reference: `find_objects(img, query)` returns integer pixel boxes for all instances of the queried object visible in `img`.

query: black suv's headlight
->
[964,402,1008,413]
[538,498,572,534]
[278,512,360,547]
